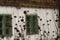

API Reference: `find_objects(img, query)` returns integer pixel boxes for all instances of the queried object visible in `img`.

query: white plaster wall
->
[18,8,59,40]
[0,7,59,40]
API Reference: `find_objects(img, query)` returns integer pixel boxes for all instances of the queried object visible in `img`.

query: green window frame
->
[0,14,12,37]
[26,14,39,35]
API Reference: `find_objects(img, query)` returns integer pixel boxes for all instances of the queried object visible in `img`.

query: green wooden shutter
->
[0,14,12,37]
[26,14,39,35]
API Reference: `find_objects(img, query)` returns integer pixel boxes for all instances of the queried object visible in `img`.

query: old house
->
[0,0,59,40]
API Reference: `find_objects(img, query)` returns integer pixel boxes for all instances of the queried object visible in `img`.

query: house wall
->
[0,6,59,40]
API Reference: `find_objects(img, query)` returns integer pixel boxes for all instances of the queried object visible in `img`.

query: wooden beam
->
[0,0,59,8]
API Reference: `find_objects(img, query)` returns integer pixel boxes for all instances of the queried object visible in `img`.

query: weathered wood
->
[0,0,59,8]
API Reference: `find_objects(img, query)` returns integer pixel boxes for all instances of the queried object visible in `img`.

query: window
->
[26,14,39,35]
[0,14,12,37]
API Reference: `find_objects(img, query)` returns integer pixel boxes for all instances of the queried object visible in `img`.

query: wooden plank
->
[0,0,59,8]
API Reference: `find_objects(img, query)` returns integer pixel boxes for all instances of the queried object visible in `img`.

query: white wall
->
[0,6,59,40]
